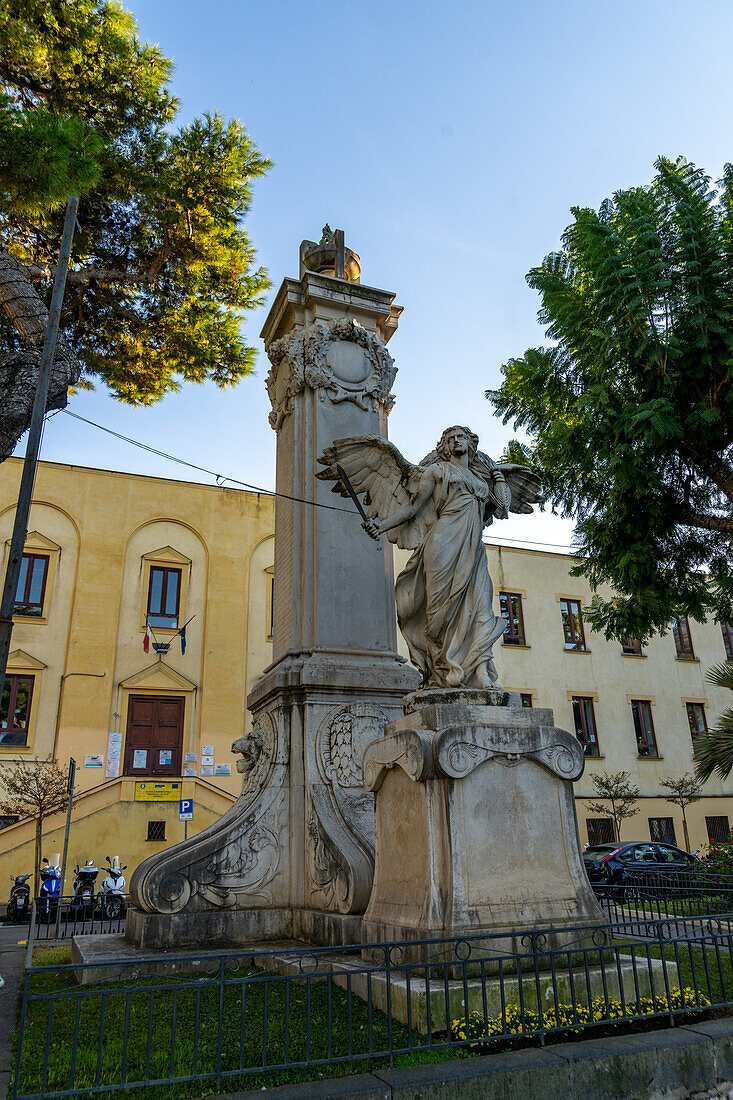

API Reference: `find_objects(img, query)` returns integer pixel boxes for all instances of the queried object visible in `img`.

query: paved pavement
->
[0,923,30,1098]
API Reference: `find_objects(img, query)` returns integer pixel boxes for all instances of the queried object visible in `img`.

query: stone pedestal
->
[128,234,419,949]
[361,689,602,950]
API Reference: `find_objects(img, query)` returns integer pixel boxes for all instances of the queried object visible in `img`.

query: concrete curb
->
[210,1015,733,1100]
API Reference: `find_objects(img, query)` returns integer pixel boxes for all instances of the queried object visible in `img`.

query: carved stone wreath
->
[265,318,397,430]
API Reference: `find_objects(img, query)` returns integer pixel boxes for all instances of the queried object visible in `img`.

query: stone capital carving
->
[362,720,584,789]
[435,725,584,782]
[265,318,396,430]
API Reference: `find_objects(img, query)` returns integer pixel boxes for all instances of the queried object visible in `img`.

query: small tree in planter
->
[586,771,640,843]
[659,774,702,853]
[0,756,72,893]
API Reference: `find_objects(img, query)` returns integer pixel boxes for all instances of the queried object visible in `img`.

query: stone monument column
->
[250,230,418,943]
[127,231,417,949]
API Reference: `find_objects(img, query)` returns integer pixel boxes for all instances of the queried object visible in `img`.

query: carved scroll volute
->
[130,711,288,915]
[362,729,434,792]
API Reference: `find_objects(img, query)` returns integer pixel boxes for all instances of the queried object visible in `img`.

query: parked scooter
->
[6,873,31,923]
[72,858,99,916]
[99,855,127,920]
[38,854,62,923]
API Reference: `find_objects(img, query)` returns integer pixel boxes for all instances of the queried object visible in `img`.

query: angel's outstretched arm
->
[363,469,436,540]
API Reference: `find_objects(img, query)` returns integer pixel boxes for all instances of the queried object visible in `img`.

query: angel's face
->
[444,429,469,456]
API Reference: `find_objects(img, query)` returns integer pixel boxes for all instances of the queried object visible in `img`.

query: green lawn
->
[11,937,733,1100]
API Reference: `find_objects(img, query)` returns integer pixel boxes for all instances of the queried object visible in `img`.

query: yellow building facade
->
[1,457,732,890]
[0,458,274,890]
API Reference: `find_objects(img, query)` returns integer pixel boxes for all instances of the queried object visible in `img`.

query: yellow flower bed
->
[450,987,711,1049]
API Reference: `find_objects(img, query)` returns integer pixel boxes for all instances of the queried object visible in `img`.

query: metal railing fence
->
[11,910,733,1100]
[4,896,131,939]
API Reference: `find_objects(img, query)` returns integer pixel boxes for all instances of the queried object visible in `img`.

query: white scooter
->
[99,855,126,920]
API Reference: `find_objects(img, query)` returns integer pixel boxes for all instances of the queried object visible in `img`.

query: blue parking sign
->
[179,798,193,821]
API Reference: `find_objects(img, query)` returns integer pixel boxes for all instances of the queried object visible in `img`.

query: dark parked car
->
[583,841,697,888]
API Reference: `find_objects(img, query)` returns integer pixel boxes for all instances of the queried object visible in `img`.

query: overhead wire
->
[56,408,575,550]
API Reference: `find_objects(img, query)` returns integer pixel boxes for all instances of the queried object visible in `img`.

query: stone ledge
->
[205,1016,733,1100]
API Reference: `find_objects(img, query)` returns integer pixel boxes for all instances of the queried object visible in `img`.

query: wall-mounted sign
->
[132,749,147,769]
[184,752,197,763]
[84,755,104,768]
[159,749,172,766]
[106,732,121,778]
[200,766,213,777]
[201,745,213,755]
[134,781,181,802]
[201,755,214,766]
[214,763,231,776]
[183,766,196,778]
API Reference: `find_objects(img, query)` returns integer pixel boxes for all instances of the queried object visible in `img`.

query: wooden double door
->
[123,695,184,777]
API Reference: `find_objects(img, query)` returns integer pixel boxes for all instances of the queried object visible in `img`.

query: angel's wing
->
[500,463,543,515]
[316,435,431,549]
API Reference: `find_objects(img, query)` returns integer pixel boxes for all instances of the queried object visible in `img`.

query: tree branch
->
[678,507,733,534]
[685,443,733,503]
[24,263,152,287]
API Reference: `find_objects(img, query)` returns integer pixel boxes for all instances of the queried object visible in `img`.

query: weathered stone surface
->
[554,1026,717,1100]
[129,239,419,946]
[362,691,601,948]
[376,1047,569,1100]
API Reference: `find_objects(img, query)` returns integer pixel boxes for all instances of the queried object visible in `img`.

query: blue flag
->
[180,624,187,655]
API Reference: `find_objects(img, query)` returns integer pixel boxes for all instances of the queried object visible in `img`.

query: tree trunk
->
[34,816,42,898]
[682,809,691,854]
[0,249,81,459]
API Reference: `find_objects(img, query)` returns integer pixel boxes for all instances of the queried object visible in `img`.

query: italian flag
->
[143,622,151,654]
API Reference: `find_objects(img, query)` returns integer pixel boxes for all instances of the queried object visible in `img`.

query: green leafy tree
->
[694,662,733,783]
[586,770,640,842]
[0,0,270,457]
[488,157,733,643]
[0,755,72,893]
[658,773,702,853]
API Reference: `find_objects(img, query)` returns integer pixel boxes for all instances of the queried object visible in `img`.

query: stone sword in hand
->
[336,464,382,552]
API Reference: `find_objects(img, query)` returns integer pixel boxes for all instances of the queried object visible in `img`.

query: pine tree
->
[0,0,270,457]
[489,157,733,642]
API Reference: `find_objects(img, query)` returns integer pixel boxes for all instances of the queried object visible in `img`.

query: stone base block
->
[253,945,666,1035]
[125,905,292,950]
[292,907,364,947]
[362,692,602,957]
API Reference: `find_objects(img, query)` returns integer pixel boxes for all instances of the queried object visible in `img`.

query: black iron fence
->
[595,871,733,926]
[11,910,733,1100]
[4,896,131,938]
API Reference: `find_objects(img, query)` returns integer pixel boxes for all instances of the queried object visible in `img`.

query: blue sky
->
[28,0,733,549]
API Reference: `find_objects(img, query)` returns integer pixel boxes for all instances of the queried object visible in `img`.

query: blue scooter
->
[37,853,62,923]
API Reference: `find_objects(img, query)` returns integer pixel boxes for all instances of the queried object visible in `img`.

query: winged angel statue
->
[317,426,542,691]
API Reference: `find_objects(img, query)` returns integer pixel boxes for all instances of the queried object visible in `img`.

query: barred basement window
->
[587,818,614,845]
[706,816,730,843]
[520,693,533,708]
[147,820,166,841]
[649,817,676,844]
